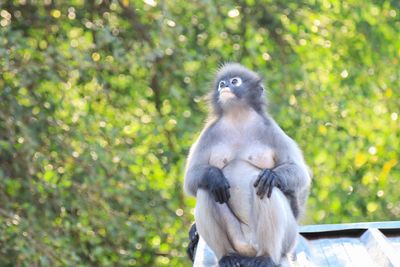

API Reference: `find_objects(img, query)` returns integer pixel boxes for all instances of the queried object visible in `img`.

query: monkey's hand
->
[199,166,231,204]
[253,168,281,199]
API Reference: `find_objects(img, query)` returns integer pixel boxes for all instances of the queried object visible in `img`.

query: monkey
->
[184,63,311,267]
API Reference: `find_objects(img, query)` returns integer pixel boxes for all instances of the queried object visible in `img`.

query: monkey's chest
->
[209,142,275,170]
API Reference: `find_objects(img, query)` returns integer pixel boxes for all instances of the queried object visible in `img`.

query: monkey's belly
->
[222,159,263,225]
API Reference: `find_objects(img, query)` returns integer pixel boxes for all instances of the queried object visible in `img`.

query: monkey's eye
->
[218,81,227,89]
[230,77,242,86]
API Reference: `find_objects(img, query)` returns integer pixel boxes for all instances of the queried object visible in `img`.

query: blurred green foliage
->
[0,0,399,266]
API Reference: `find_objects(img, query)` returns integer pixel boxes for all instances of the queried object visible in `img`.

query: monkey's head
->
[210,63,265,115]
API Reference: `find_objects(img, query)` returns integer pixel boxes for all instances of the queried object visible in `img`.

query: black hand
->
[200,166,231,204]
[253,168,280,199]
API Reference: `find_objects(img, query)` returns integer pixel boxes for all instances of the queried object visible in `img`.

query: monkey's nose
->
[219,87,232,94]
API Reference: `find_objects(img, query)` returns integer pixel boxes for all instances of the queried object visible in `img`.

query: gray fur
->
[184,63,311,265]
[209,63,265,117]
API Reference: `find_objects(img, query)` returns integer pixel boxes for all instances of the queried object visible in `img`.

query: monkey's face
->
[213,63,264,112]
[217,76,243,102]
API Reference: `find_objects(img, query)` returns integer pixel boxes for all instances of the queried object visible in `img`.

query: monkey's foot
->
[219,254,276,267]
[187,223,199,262]
[219,254,243,267]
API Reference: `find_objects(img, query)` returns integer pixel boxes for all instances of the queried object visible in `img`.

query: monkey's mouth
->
[219,87,233,95]
[219,87,237,103]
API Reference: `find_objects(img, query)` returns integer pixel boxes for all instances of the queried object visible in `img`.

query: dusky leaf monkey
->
[184,63,311,267]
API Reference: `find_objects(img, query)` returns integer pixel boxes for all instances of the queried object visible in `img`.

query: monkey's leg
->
[218,203,257,256]
[195,189,235,259]
[250,189,297,265]
[195,189,255,260]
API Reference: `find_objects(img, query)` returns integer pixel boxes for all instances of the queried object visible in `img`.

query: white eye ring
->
[230,77,242,86]
[218,80,227,91]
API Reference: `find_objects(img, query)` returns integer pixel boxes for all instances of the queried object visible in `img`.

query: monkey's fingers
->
[267,171,281,198]
[254,169,267,187]
[259,185,268,199]
[267,183,274,198]
[220,188,228,203]
[225,187,231,201]
[256,175,269,199]
[259,170,275,199]
[223,192,229,203]
[212,189,222,203]
[217,189,226,204]
[224,180,231,202]
[266,173,277,198]
[216,187,230,203]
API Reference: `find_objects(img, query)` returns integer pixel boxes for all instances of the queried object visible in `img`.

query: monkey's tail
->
[187,223,199,262]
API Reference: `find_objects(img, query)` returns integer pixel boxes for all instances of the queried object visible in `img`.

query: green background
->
[0,0,399,266]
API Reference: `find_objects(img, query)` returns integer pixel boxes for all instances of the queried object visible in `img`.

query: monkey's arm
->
[273,157,311,218]
[184,134,231,203]
[254,124,311,212]
[271,137,311,196]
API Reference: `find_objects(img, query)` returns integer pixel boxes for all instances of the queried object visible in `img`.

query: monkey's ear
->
[256,77,265,91]
[256,76,264,84]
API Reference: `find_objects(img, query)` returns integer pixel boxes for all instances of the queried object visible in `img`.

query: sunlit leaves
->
[0,0,399,266]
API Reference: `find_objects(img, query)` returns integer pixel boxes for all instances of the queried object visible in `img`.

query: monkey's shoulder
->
[191,119,220,145]
[258,116,300,147]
